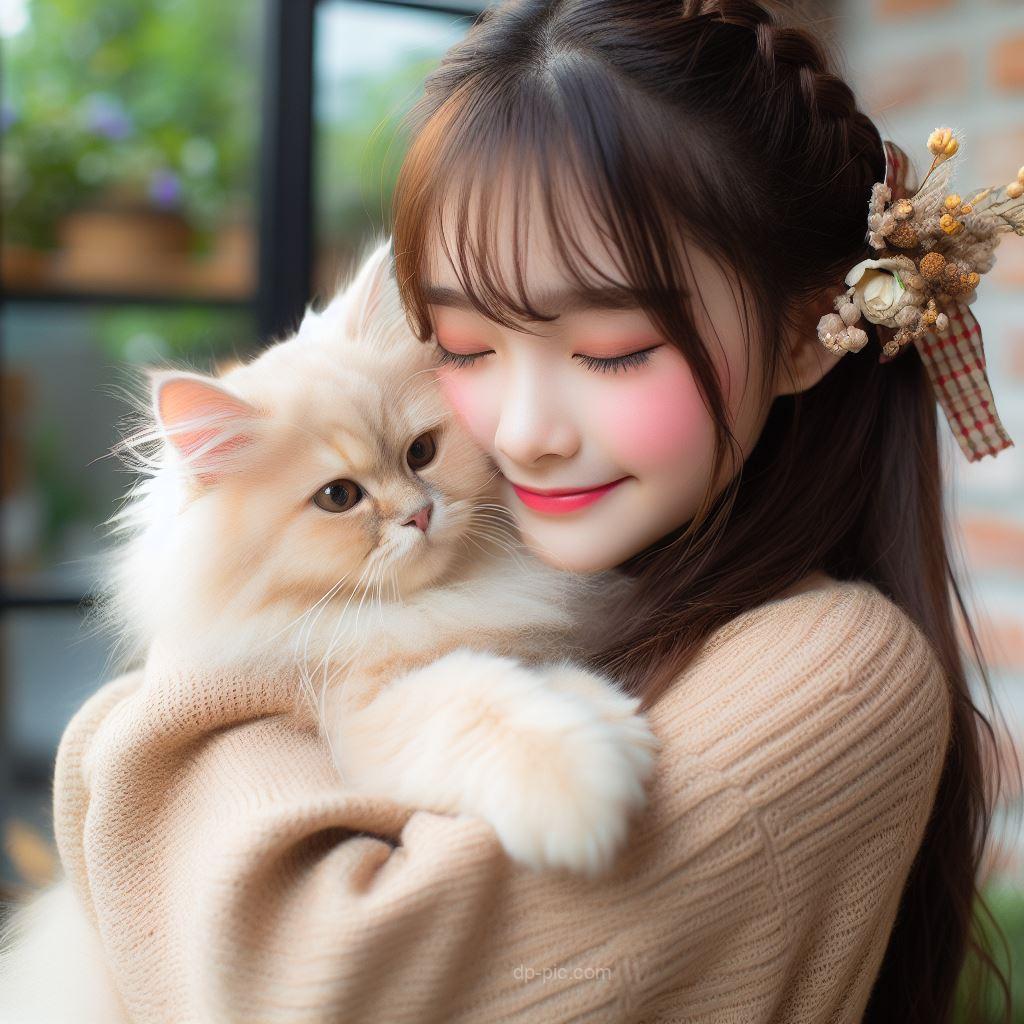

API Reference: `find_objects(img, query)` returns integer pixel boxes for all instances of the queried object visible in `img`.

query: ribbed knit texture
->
[51,573,951,1023]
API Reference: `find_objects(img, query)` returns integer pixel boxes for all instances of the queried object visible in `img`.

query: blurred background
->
[1,0,1022,1015]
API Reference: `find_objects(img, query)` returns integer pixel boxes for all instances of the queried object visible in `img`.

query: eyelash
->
[433,343,660,375]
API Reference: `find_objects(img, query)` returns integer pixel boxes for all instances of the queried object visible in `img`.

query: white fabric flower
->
[844,256,917,327]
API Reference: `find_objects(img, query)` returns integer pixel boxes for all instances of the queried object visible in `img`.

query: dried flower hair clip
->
[817,127,1018,462]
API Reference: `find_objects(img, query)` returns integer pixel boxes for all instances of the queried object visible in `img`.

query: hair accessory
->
[817,127,1018,462]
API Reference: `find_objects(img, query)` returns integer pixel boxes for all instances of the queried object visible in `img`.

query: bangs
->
[392,56,714,343]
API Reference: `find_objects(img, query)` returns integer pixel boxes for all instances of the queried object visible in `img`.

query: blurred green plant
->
[1,0,262,250]
[0,110,103,249]
[954,881,1024,1023]
[94,305,254,365]
[314,54,441,247]
[311,0,469,277]
[28,421,97,561]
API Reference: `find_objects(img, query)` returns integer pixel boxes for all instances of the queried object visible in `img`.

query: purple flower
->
[0,101,15,133]
[148,169,182,208]
[81,93,133,141]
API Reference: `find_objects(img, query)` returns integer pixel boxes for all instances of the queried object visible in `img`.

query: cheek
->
[597,358,710,470]
[435,369,495,448]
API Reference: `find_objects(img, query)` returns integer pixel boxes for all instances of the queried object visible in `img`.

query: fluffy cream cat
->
[0,237,657,1021]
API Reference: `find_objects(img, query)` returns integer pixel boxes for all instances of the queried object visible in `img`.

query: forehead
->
[423,169,633,306]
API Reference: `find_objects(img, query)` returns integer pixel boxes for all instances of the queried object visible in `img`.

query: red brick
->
[961,517,1024,575]
[860,49,967,116]
[973,129,1024,290]
[962,612,1024,674]
[992,33,1024,92]
[975,127,1024,189]
[1006,328,1024,381]
[874,0,954,17]
[990,235,1024,289]
[907,128,1024,293]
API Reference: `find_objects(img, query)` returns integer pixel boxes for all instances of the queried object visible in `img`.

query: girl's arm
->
[52,580,951,1024]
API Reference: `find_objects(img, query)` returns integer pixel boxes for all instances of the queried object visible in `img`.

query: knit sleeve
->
[54,580,951,1024]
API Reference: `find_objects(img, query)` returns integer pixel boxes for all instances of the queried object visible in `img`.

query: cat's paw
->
[470,663,660,879]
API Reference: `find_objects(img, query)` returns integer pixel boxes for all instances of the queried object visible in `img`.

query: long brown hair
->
[389,0,1019,1019]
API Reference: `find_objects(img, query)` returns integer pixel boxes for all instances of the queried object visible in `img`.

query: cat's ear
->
[325,235,394,338]
[151,371,264,483]
[347,235,393,312]
[300,235,401,347]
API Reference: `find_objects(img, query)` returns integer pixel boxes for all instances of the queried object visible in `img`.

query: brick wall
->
[835,0,1024,886]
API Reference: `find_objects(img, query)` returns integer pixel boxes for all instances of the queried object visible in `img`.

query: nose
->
[402,499,433,533]
[493,361,578,466]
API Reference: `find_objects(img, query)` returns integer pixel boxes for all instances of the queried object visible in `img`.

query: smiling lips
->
[508,476,629,515]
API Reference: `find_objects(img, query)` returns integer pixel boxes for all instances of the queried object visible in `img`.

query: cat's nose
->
[402,500,433,533]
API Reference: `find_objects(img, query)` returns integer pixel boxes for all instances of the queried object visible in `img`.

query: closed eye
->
[574,345,662,374]
[433,344,489,369]
[433,341,663,374]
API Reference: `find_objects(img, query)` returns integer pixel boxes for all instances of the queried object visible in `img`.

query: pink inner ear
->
[156,375,259,468]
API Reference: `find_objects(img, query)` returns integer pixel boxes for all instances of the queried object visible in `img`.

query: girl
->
[41,0,1020,1021]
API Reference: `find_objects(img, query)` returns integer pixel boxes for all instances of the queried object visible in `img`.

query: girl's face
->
[423,191,795,573]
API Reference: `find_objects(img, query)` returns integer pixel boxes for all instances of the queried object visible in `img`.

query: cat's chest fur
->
[316,552,592,707]
[146,545,612,714]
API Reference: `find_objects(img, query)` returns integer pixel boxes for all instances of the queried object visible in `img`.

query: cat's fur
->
[0,236,657,1021]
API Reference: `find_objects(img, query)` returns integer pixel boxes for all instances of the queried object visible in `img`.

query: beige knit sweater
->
[51,571,951,1023]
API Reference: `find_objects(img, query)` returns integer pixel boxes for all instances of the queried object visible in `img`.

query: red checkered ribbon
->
[876,139,1014,462]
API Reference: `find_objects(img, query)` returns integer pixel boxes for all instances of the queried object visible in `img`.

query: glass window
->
[3,608,115,766]
[312,0,470,299]
[3,303,255,598]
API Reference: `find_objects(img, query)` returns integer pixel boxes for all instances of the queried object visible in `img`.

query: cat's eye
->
[313,479,362,513]
[407,432,436,471]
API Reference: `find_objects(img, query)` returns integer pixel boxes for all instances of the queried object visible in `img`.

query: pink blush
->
[598,357,710,469]
[435,369,494,446]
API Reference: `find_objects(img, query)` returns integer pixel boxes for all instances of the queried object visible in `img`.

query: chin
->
[514,526,623,574]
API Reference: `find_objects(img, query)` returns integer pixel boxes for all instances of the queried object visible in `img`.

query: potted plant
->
[2,0,260,297]
[0,101,101,287]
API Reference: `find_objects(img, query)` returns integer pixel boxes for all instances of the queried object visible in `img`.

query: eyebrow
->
[422,282,644,316]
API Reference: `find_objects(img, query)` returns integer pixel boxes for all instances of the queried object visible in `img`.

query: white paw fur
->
[334,649,661,879]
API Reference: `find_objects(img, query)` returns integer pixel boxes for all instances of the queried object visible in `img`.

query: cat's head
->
[103,236,501,664]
